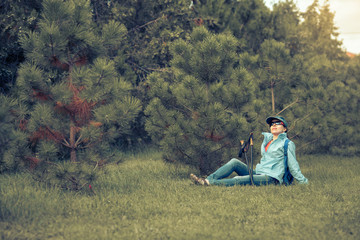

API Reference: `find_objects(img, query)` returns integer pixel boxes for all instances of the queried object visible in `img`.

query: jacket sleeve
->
[287,141,308,184]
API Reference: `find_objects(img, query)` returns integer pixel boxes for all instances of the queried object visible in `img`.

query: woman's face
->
[270,121,287,135]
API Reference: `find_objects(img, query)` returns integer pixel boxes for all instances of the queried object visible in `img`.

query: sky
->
[264,0,360,54]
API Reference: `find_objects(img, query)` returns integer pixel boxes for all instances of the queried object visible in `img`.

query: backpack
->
[283,139,294,186]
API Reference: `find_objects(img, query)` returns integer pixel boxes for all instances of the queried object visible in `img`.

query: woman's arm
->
[287,141,309,184]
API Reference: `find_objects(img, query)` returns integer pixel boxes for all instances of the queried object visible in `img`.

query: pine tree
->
[281,0,351,153]
[309,56,360,155]
[10,0,141,190]
[145,27,257,175]
[238,37,329,154]
[271,0,301,56]
[258,39,291,113]
[191,0,273,53]
[299,0,346,60]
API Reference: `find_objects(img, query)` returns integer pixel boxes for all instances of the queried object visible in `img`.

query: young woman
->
[190,116,308,186]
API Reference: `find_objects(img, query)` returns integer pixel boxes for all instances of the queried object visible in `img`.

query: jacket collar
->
[262,132,287,142]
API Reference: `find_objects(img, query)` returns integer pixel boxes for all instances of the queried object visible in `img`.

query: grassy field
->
[1,150,359,240]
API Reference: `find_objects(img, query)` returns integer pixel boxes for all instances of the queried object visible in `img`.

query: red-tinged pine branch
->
[193,18,204,26]
[44,126,64,143]
[204,129,225,142]
[25,156,41,169]
[74,55,88,67]
[50,55,69,71]
[89,121,102,127]
[54,101,74,120]
[29,127,65,145]
[32,89,52,101]
[56,95,97,127]
[19,119,28,130]
[68,80,81,96]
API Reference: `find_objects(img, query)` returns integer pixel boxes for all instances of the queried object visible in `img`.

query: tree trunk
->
[70,124,77,162]
[67,63,77,163]
[271,81,275,113]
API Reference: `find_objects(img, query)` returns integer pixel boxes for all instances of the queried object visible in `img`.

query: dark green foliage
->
[8,0,141,190]
[319,57,360,155]
[0,95,17,172]
[111,0,196,80]
[90,0,199,147]
[145,27,258,174]
[1,0,360,180]
[0,0,42,93]
[191,0,273,53]
[271,0,300,56]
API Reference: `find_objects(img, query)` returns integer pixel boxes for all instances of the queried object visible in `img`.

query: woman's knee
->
[229,158,247,168]
[229,158,242,165]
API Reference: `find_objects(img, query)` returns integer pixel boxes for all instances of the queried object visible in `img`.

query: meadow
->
[1,150,359,240]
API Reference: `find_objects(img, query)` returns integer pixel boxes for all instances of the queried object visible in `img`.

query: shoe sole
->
[190,174,203,185]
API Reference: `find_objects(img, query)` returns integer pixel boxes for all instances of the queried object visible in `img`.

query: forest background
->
[0,0,359,187]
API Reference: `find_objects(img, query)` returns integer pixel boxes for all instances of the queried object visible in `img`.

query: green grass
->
[1,151,359,240]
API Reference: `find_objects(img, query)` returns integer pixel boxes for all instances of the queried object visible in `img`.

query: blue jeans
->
[206,158,278,186]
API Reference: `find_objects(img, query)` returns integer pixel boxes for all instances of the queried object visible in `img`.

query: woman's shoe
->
[190,173,209,186]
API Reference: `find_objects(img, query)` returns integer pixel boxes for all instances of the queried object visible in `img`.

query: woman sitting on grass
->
[190,116,308,186]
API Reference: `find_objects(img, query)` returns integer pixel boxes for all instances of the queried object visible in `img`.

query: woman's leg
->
[251,174,278,186]
[206,158,249,184]
[208,174,278,187]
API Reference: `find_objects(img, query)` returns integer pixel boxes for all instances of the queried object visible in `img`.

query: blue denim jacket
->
[255,132,308,184]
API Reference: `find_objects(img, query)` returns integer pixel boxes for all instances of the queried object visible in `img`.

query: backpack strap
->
[283,139,293,185]
[284,139,290,158]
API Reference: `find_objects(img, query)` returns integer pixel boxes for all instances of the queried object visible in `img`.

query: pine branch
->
[128,16,165,33]
[126,59,151,74]
[288,110,315,132]
[96,72,105,86]
[74,134,83,147]
[146,67,171,72]
[174,139,192,160]
[93,161,99,171]
[78,139,102,149]
[297,137,321,152]
[290,120,318,140]
[276,98,300,115]
[126,59,172,74]
[44,126,62,144]
[49,34,55,57]
[62,138,70,147]
[210,142,231,154]
[155,106,170,129]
